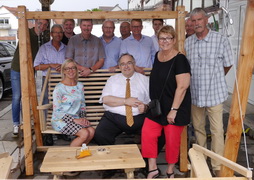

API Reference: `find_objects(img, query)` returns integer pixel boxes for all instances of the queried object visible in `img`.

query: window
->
[0,18,9,24]
[0,44,9,57]
[4,43,15,56]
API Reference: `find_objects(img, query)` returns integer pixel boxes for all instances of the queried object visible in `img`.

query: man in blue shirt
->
[34,24,66,105]
[120,19,156,74]
[100,20,121,72]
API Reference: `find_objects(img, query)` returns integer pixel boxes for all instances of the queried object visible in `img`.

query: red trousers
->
[141,118,184,164]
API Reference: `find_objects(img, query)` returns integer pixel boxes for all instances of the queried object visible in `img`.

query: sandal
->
[166,172,174,178]
[147,169,160,178]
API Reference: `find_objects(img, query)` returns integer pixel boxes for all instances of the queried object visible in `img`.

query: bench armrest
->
[37,103,53,110]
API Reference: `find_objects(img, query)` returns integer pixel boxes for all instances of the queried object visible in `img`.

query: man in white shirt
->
[94,53,150,145]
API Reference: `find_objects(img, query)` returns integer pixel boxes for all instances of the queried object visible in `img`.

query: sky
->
[0,0,128,11]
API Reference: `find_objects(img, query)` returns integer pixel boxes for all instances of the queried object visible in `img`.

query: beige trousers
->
[191,103,225,170]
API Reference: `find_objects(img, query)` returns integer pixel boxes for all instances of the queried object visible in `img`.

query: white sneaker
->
[13,125,19,135]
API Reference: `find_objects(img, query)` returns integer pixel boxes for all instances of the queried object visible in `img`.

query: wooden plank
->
[18,6,33,175]
[26,11,178,20]
[26,18,43,147]
[221,0,254,177]
[0,153,13,179]
[193,144,252,178]
[188,148,212,178]
[176,5,188,172]
[176,6,187,54]
[39,68,51,106]
[180,126,188,172]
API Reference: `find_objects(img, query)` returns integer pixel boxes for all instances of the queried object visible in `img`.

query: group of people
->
[11,7,233,178]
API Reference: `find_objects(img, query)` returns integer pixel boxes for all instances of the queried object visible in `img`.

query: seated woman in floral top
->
[51,59,95,146]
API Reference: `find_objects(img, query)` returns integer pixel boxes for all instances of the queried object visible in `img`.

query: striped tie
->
[125,79,134,127]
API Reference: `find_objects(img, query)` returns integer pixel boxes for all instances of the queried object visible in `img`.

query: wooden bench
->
[37,68,188,172]
[37,68,151,134]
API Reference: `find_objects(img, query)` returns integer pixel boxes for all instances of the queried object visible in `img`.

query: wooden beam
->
[176,6,186,54]
[176,6,188,172]
[221,0,254,177]
[188,148,212,178]
[193,145,252,178]
[26,11,178,20]
[18,6,34,175]
[26,19,43,147]
[0,153,13,179]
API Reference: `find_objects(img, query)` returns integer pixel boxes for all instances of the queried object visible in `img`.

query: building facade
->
[0,6,19,46]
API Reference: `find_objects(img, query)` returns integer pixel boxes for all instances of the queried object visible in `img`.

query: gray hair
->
[102,20,115,28]
[190,8,209,18]
[118,53,136,64]
[51,24,63,32]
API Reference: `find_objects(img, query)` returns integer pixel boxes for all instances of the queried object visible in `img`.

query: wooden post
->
[221,0,254,177]
[17,6,34,175]
[176,6,188,172]
[27,29,43,146]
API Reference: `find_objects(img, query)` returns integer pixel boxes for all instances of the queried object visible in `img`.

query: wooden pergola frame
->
[17,0,254,178]
[17,6,187,175]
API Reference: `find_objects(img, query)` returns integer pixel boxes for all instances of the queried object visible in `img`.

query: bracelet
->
[171,107,178,111]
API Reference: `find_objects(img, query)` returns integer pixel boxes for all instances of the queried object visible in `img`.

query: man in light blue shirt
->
[34,24,66,104]
[120,19,156,74]
[100,20,121,72]
[151,19,163,52]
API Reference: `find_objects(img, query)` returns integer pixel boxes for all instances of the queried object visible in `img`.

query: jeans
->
[11,70,21,126]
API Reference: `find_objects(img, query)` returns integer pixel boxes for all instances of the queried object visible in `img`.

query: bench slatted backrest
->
[41,68,151,134]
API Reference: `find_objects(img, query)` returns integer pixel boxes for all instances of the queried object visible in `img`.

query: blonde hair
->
[157,25,177,39]
[62,19,75,25]
[61,59,78,81]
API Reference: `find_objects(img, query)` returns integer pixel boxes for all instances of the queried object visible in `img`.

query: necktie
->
[125,79,134,127]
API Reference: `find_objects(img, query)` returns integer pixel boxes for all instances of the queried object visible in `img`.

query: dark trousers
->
[94,111,145,145]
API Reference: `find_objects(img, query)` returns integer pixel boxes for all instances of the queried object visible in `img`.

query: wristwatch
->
[171,107,178,111]
[89,67,93,73]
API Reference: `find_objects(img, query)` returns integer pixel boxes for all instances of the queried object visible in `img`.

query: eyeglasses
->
[52,32,63,34]
[119,61,134,67]
[131,26,142,29]
[103,26,114,30]
[158,37,174,42]
[64,66,77,71]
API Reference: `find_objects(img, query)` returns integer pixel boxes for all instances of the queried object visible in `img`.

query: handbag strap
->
[158,54,177,101]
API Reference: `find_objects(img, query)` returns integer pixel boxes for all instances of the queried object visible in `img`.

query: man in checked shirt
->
[184,7,233,176]
[65,19,105,77]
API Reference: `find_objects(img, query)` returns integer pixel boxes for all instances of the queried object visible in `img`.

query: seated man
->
[94,53,150,145]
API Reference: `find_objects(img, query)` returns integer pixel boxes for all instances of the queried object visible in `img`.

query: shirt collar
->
[79,33,92,41]
[194,29,212,43]
[129,34,144,41]
[121,72,136,80]
[100,35,116,44]
[48,40,66,50]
